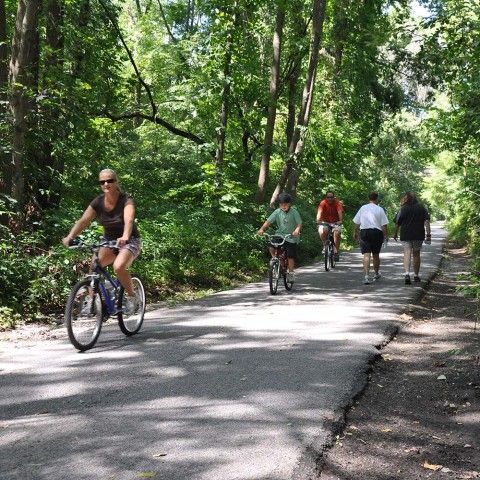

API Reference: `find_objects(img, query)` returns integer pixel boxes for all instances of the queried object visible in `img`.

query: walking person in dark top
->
[62,169,142,313]
[393,191,431,285]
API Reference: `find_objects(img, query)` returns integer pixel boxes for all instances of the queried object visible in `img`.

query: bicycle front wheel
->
[65,279,103,351]
[324,243,331,271]
[118,276,146,336]
[330,246,336,269]
[269,260,280,295]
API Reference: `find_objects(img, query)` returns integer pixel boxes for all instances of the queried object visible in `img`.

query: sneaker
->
[287,271,295,283]
[373,272,381,281]
[413,275,421,282]
[123,295,138,316]
[363,275,371,285]
[80,296,93,316]
[334,253,340,262]
[405,274,411,285]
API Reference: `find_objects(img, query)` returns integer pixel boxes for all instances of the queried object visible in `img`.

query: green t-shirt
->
[267,207,302,243]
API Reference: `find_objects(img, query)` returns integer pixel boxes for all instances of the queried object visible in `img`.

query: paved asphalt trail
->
[0,224,446,480]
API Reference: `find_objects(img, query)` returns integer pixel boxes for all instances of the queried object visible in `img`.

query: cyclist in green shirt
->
[257,192,302,281]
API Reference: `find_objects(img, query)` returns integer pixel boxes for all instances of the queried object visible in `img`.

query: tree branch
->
[104,110,208,145]
[98,0,157,117]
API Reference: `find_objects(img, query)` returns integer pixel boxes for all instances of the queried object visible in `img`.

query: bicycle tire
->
[324,242,331,271]
[65,279,103,351]
[117,276,146,336]
[330,242,336,269]
[269,260,279,295]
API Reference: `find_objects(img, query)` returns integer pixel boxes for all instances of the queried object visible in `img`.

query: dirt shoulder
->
[318,247,480,479]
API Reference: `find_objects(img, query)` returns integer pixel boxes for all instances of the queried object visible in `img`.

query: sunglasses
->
[98,179,116,185]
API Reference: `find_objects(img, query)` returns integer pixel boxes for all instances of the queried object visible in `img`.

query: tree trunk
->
[0,0,11,218]
[214,7,237,192]
[35,0,64,210]
[8,0,41,213]
[0,0,6,85]
[270,0,327,206]
[255,5,285,204]
[72,0,90,77]
[285,9,307,149]
[332,0,349,76]
[286,62,300,150]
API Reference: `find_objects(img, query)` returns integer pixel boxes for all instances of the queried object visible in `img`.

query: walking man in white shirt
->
[353,192,389,284]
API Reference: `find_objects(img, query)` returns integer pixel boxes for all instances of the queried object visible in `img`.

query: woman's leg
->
[113,250,135,296]
[403,244,412,274]
[412,250,421,276]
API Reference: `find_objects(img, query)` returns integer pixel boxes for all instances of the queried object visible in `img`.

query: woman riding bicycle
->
[257,192,302,282]
[62,169,141,313]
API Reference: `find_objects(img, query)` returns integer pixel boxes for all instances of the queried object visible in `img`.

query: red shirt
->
[317,198,343,223]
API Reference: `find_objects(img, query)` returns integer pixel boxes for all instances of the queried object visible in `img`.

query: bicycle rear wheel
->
[324,242,331,271]
[65,279,103,351]
[117,275,146,336]
[269,260,280,295]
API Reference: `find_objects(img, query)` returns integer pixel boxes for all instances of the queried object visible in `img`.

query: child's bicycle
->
[64,238,146,351]
[264,234,294,295]
[318,222,337,271]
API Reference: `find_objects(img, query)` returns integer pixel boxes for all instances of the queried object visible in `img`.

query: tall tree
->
[34,0,65,210]
[270,0,327,205]
[214,4,238,191]
[255,4,285,204]
[8,0,41,212]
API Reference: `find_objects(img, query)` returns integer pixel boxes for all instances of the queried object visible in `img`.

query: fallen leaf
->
[137,472,157,478]
[377,384,384,388]
[441,467,452,473]
[464,444,472,448]
[152,453,167,458]
[423,461,443,471]
[437,374,447,380]
[381,428,393,433]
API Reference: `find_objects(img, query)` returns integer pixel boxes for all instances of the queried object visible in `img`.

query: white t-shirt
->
[353,203,388,231]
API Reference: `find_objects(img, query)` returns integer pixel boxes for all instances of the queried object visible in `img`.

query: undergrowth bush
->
[0,197,356,327]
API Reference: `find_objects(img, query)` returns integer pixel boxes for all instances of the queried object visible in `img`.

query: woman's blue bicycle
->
[64,239,146,351]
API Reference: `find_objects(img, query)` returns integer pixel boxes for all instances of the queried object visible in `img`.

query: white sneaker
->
[287,271,295,283]
[373,272,381,281]
[123,295,138,316]
[80,296,93,315]
[363,275,371,285]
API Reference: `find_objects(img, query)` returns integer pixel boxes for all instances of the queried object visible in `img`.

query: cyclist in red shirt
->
[316,191,344,261]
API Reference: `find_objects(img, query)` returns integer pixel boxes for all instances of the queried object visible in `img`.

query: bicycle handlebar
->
[68,238,120,250]
[263,233,294,246]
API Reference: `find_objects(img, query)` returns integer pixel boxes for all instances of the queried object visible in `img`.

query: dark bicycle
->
[318,222,337,271]
[64,239,146,351]
[264,234,294,295]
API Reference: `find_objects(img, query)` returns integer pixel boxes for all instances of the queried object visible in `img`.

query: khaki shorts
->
[402,240,423,252]
[318,224,343,235]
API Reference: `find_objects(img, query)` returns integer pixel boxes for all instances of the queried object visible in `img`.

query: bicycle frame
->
[72,240,121,317]
[318,222,337,271]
